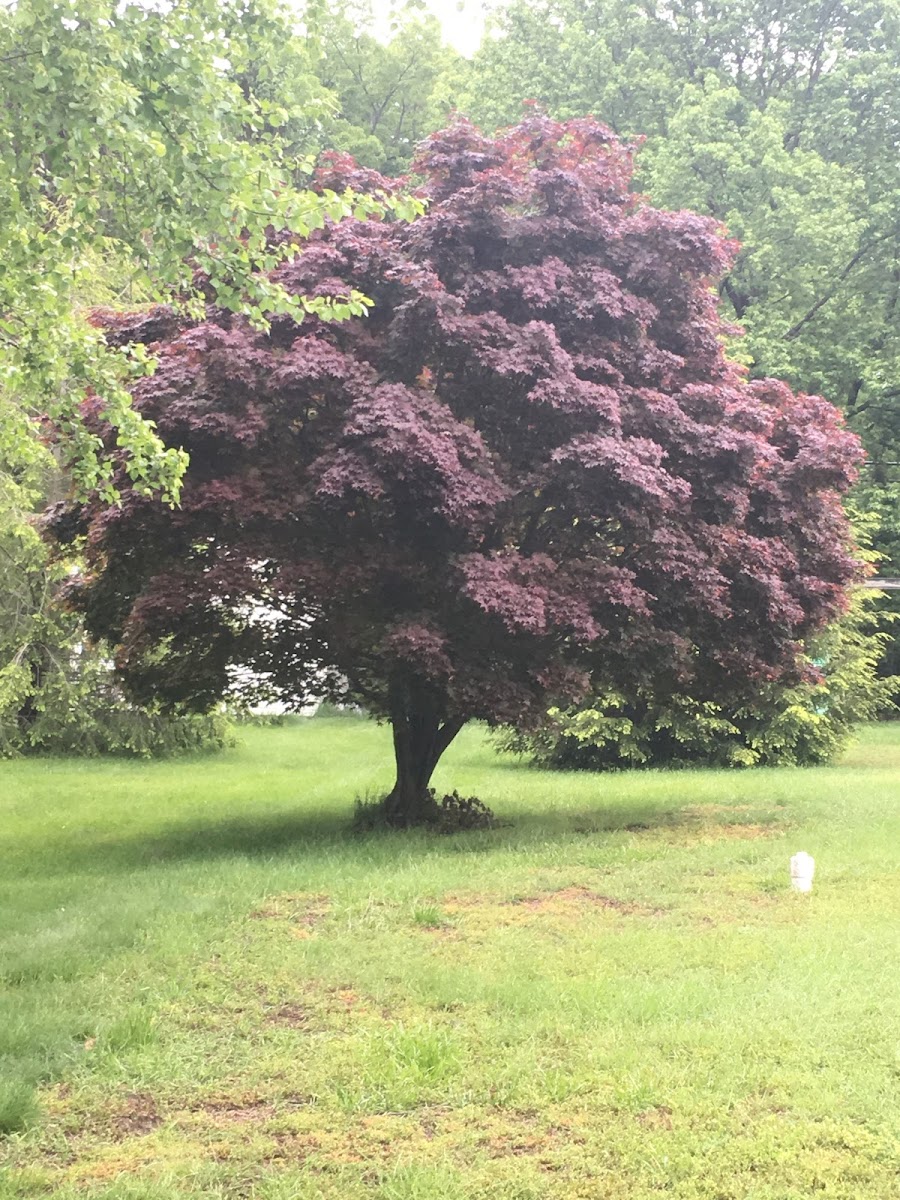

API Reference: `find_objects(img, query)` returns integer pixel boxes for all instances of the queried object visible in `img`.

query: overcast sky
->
[370,0,489,56]
[426,0,487,55]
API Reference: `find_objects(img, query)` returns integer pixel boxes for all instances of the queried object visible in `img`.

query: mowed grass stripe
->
[1,718,899,1198]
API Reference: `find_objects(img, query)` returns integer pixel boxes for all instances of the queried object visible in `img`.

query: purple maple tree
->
[54,116,863,824]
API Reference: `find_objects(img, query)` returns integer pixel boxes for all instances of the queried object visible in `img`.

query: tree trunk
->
[383,687,465,826]
[16,650,48,737]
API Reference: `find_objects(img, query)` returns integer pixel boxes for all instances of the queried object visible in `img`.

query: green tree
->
[0,427,230,758]
[464,0,900,410]
[309,2,461,174]
[638,79,877,401]
[0,0,397,501]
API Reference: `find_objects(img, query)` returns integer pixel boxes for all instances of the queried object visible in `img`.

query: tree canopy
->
[52,116,863,821]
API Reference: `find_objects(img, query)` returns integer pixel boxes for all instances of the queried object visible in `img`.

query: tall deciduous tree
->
[308,2,461,175]
[53,118,863,823]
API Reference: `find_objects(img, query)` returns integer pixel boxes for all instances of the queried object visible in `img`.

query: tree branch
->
[0,49,43,65]
[785,228,900,341]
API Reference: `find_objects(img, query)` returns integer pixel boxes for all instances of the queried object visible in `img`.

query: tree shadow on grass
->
[15,795,704,880]
[12,806,351,879]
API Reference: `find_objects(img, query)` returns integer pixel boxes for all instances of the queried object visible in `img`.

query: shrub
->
[499,591,897,770]
[354,788,496,832]
[1,644,233,759]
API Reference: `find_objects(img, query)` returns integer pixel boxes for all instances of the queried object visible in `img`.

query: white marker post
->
[790,852,815,893]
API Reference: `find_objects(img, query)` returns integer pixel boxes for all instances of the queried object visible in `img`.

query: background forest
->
[3,0,900,758]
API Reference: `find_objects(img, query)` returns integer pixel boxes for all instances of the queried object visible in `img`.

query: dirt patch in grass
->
[683,804,786,816]
[321,985,375,1016]
[250,893,330,930]
[641,818,787,844]
[477,1110,584,1170]
[418,1107,452,1141]
[508,885,656,915]
[681,800,790,843]
[27,1090,163,1151]
[601,803,791,846]
[265,1132,324,1164]
[262,1107,579,1170]
[441,885,664,928]
[484,1131,554,1158]
[111,1092,162,1139]
[265,1003,310,1027]
[703,823,783,841]
[636,1104,673,1130]
[182,1092,314,1126]
[252,980,377,1032]
[478,1115,569,1159]
[198,1099,276,1124]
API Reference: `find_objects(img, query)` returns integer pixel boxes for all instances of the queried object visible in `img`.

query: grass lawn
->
[2,718,900,1199]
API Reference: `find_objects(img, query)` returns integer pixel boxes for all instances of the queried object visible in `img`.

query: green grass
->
[2,718,900,1198]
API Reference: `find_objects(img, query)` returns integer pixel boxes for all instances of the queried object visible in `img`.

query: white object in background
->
[790,852,815,893]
